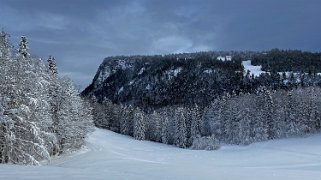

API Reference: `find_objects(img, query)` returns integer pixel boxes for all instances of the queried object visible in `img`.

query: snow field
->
[242,60,266,77]
[1,128,321,180]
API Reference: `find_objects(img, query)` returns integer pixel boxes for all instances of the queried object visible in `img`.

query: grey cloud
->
[1,0,320,88]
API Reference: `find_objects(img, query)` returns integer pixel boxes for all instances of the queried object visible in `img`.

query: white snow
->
[165,67,182,80]
[96,68,111,84]
[145,84,151,90]
[116,59,132,69]
[217,56,232,61]
[172,67,182,77]
[138,67,145,75]
[117,87,124,94]
[242,60,267,77]
[1,128,321,180]
[217,56,226,61]
[129,80,135,85]
[203,69,214,74]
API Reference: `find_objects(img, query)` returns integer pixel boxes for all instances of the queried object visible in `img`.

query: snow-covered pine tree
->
[133,108,146,140]
[91,96,101,127]
[28,58,58,157]
[0,96,14,163]
[120,105,132,136]
[251,88,268,142]
[119,105,127,135]
[238,94,253,145]
[102,98,114,129]
[184,106,193,146]
[0,31,11,59]
[0,39,14,163]
[271,90,287,138]
[203,101,220,140]
[227,96,242,144]
[238,108,251,145]
[46,55,62,155]
[48,56,58,77]
[150,111,162,142]
[17,36,30,59]
[263,87,275,139]
[161,112,170,144]
[284,90,298,137]
[110,103,121,132]
[201,106,212,137]
[221,93,233,143]
[91,97,113,129]
[306,87,320,133]
[55,78,94,151]
[190,104,203,140]
[293,88,310,134]
[174,107,187,148]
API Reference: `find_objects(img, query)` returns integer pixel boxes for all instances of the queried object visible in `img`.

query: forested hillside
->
[0,31,94,165]
[82,53,244,109]
[83,49,321,149]
[83,50,321,110]
[252,49,321,73]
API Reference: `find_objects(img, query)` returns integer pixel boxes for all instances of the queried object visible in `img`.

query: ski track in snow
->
[1,128,321,180]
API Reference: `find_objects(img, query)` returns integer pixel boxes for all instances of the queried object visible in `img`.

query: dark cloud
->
[1,0,320,88]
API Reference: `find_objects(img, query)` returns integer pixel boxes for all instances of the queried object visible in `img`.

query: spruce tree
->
[251,88,268,142]
[0,31,11,59]
[152,111,162,142]
[47,55,61,154]
[48,56,58,77]
[133,108,146,140]
[285,90,297,136]
[175,107,187,148]
[191,104,202,140]
[263,88,275,139]
[161,113,170,144]
[18,36,29,59]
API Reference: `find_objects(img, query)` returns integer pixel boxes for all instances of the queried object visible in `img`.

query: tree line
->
[91,85,321,150]
[252,49,321,73]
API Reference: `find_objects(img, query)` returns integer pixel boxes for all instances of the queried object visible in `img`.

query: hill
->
[82,50,321,110]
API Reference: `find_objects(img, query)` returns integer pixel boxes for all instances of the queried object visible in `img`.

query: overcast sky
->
[1,0,320,89]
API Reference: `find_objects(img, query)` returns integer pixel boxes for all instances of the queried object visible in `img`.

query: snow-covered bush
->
[190,135,219,150]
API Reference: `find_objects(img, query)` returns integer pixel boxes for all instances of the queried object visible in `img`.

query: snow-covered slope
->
[242,60,266,77]
[1,128,321,180]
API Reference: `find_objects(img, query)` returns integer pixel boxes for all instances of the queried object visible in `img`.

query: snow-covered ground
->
[1,128,321,180]
[242,60,266,77]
